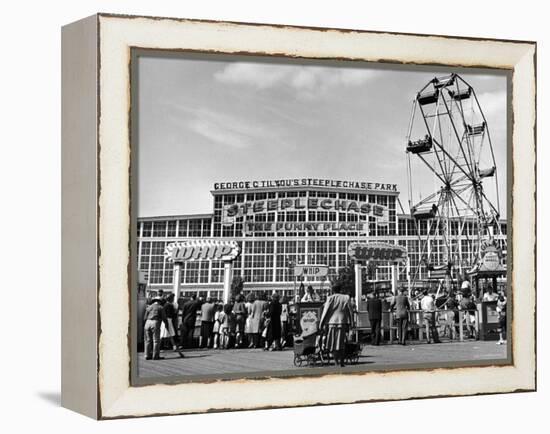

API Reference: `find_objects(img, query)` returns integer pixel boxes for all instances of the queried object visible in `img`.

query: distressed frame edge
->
[61,13,101,419]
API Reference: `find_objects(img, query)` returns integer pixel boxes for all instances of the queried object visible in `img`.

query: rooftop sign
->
[223,197,389,226]
[213,178,398,192]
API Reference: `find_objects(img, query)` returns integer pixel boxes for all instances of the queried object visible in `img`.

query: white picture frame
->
[61,13,536,419]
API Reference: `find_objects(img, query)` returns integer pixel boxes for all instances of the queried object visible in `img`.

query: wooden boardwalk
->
[137,341,507,379]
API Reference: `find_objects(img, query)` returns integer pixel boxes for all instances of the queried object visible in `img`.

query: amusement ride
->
[405,73,505,292]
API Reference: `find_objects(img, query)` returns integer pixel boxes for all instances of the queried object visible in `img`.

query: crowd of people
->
[365,282,507,346]
[142,290,296,360]
[142,282,507,361]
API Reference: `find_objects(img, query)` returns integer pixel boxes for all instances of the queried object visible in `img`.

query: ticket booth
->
[348,242,408,340]
[467,241,507,341]
[348,242,409,304]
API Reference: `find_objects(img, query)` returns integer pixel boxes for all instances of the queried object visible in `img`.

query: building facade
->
[137,179,507,300]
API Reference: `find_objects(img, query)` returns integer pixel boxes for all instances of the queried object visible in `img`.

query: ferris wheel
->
[405,73,503,284]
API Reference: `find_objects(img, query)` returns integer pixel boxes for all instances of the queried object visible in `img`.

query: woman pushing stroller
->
[318,283,355,367]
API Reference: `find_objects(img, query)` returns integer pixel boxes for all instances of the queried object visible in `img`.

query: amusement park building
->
[137,179,507,299]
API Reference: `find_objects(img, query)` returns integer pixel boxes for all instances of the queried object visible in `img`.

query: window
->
[202,219,212,236]
[142,222,152,237]
[152,221,167,237]
[149,241,166,284]
[189,220,202,237]
[185,262,199,283]
[139,241,151,271]
[398,218,407,236]
[167,220,177,237]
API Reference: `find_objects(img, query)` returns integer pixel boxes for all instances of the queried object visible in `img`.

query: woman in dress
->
[280,295,289,348]
[232,293,247,348]
[245,293,255,348]
[160,294,178,351]
[319,283,354,367]
[266,292,282,351]
[212,303,223,349]
[219,303,236,349]
[249,292,268,348]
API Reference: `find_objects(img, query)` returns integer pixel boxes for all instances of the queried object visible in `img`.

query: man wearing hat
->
[144,297,170,360]
[367,292,383,346]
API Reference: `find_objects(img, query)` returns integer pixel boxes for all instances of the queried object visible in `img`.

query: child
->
[212,304,224,349]
[219,303,236,349]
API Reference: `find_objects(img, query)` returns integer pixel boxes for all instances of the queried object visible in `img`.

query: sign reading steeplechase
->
[223,197,389,228]
[214,178,398,192]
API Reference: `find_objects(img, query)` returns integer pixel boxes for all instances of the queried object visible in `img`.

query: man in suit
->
[366,292,382,346]
[319,284,354,367]
[390,288,411,345]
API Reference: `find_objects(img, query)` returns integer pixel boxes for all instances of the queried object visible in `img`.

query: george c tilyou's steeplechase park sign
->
[213,178,398,192]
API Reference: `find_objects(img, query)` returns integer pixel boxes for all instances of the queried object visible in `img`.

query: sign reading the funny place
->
[348,242,407,263]
[243,221,370,234]
[294,265,329,277]
[165,240,241,263]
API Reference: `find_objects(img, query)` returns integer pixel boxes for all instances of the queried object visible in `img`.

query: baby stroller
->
[293,331,329,367]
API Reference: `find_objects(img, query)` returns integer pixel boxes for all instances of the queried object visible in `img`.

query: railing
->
[354,308,480,343]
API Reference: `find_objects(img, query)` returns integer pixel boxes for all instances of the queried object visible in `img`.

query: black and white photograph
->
[2,0,545,427]
[133,52,510,382]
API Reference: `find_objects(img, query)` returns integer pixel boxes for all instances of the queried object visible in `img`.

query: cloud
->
[185,108,273,149]
[214,63,378,97]
[475,90,506,117]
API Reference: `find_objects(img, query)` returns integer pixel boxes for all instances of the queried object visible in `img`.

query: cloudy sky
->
[137,53,508,218]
